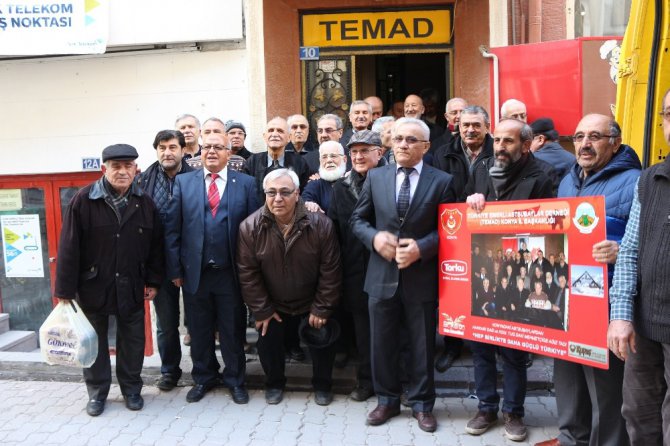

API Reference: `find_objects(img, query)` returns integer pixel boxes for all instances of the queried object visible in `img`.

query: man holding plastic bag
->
[54,144,164,416]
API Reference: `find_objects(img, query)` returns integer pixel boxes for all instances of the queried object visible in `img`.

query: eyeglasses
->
[317,127,340,134]
[264,189,295,198]
[291,124,308,130]
[392,135,428,145]
[202,145,228,152]
[320,153,344,160]
[660,109,670,121]
[509,113,527,120]
[572,133,614,143]
[349,148,377,156]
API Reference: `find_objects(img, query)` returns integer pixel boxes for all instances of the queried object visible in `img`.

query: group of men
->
[53,89,670,444]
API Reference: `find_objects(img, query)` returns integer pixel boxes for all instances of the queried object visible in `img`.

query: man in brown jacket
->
[237,168,341,406]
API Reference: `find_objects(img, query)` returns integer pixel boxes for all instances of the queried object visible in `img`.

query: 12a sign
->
[81,158,101,171]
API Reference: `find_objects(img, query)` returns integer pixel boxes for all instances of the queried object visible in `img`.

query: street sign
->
[299,46,320,60]
[82,158,101,171]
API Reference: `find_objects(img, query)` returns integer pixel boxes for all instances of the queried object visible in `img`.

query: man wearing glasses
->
[501,99,528,122]
[606,89,670,446]
[165,132,258,405]
[351,117,457,432]
[238,168,341,406]
[303,140,347,214]
[535,114,641,446]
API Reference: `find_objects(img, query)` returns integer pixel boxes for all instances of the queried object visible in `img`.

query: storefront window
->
[575,0,632,37]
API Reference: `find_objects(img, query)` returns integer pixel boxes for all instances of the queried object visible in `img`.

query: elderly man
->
[238,169,341,406]
[404,93,443,143]
[501,99,528,122]
[287,114,319,174]
[535,114,641,446]
[341,100,373,148]
[225,120,253,159]
[316,113,344,145]
[433,105,494,201]
[372,116,395,163]
[201,118,244,172]
[328,131,382,402]
[607,89,670,446]
[365,96,384,123]
[302,141,347,214]
[351,117,457,432]
[465,119,553,441]
[138,130,194,392]
[530,118,575,190]
[165,131,258,405]
[244,117,310,205]
[175,113,202,164]
[55,144,164,416]
[433,97,468,150]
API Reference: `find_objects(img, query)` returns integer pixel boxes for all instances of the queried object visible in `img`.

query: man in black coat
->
[351,117,457,432]
[55,144,164,417]
[244,117,310,205]
[464,119,553,441]
[328,131,383,402]
[138,130,193,392]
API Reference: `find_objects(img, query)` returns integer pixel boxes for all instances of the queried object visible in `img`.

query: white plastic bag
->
[39,300,98,368]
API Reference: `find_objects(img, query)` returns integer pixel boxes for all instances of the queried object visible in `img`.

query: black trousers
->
[184,267,246,388]
[369,288,437,412]
[256,312,336,392]
[153,277,182,378]
[84,309,145,401]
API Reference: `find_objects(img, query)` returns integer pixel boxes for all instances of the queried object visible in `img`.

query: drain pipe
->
[479,45,500,126]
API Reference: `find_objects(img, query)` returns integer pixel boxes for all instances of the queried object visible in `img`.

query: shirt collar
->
[267,153,286,167]
[203,167,228,182]
[397,160,423,175]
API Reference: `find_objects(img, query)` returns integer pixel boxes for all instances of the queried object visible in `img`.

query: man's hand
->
[395,238,420,269]
[592,240,619,264]
[466,193,487,212]
[304,201,324,213]
[607,319,636,361]
[144,286,158,301]
[373,231,398,262]
[255,312,282,337]
[309,173,321,181]
[309,313,327,329]
[172,278,183,288]
[551,304,560,312]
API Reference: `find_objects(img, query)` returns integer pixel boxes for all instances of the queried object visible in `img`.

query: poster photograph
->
[438,197,610,369]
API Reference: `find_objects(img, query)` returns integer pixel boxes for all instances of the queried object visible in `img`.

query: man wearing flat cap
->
[54,144,164,417]
[225,120,253,160]
[530,117,575,189]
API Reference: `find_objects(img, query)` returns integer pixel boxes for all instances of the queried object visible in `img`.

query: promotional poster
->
[438,197,610,369]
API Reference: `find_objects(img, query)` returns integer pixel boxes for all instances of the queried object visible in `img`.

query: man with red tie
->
[165,132,258,404]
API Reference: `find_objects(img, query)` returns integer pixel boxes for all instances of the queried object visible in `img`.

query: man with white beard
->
[302,140,348,214]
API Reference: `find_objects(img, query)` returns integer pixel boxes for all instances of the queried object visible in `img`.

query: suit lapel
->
[404,165,434,220]
[384,165,399,220]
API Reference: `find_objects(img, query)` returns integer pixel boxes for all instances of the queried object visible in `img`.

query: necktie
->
[208,173,220,217]
[397,167,414,219]
[271,159,280,168]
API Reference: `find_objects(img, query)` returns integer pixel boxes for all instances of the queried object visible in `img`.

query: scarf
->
[488,152,531,199]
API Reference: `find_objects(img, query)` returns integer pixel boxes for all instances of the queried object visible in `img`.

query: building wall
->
[263,0,491,118]
[0,47,249,174]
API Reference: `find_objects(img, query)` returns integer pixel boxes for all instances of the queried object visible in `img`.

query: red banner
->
[438,197,610,369]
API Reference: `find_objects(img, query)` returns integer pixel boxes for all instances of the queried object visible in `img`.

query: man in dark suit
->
[165,132,258,404]
[351,117,457,432]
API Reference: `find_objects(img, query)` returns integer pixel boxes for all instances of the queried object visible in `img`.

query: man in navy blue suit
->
[351,117,457,432]
[165,132,258,404]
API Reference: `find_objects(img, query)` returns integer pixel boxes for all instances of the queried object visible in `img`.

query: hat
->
[225,120,246,134]
[530,118,559,140]
[101,144,139,162]
[298,318,341,349]
[347,130,382,148]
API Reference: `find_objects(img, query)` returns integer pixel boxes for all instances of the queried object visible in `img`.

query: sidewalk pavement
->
[0,379,558,446]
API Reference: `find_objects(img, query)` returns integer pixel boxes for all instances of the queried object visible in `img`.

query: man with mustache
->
[403,93,443,143]
[341,100,373,149]
[175,114,202,166]
[244,117,310,205]
[138,130,194,392]
[465,119,553,441]
[535,114,641,446]
[225,120,253,160]
[303,141,347,214]
[287,114,319,175]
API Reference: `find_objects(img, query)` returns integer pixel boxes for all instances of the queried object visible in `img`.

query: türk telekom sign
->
[0,0,109,55]
[438,197,611,369]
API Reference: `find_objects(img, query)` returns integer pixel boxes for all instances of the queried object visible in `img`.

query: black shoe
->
[314,391,333,406]
[287,346,305,362]
[435,351,459,373]
[349,386,374,402]
[124,394,144,411]
[156,373,179,391]
[265,388,284,405]
[86,399,105,416]
[229,386,249,404]
[186,383,215,403]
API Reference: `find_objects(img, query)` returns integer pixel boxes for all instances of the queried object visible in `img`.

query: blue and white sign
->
[299,46,320,61]
[81,157,101,171]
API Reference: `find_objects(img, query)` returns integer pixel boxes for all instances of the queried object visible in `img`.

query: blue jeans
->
[153,278,182,378]
[470,341,527,416]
